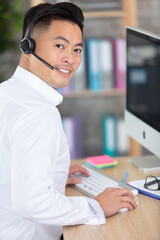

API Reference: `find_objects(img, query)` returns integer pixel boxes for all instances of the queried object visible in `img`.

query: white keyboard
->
[70,165,138,198]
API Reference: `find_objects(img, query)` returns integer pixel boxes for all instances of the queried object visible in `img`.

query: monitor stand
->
[128,155,160,171]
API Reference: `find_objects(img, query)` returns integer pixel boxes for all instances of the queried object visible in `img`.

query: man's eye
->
[74,48,82,53]
[56,44,63,49]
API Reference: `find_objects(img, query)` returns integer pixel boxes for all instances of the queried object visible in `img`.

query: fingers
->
[120,195,137,210]
[103,187,137,211]
[76,165,90,176]
[66,177,81,185]
[67,164,90,186]
[77,166,90,176]
[119,188,135,198]
[68,164,90,177]
[109,187,135,199]
[115,188,137,210]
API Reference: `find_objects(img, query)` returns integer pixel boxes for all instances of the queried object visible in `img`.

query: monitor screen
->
[125,27,160,159]
[127,28,160,133]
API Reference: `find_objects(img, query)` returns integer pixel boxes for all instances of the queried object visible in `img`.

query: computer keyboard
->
[70,165,138,198]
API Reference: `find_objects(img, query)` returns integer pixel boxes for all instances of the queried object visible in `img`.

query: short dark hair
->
[22,2,84,39]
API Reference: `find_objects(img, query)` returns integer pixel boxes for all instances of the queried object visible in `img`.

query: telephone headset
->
[20,10,54,70]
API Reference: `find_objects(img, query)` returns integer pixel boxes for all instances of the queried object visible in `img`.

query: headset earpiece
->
[20,38,35,54]
[19,9,54,70]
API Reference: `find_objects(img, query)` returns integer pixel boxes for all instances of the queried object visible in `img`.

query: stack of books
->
[86,155,118,169]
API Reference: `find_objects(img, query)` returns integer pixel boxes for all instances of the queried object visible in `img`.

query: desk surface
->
[63,157,160,240]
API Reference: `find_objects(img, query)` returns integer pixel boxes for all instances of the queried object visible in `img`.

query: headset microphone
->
[31,52,54,70]
[20,10,54,70]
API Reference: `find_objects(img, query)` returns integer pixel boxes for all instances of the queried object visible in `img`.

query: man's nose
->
[62,50,74,64]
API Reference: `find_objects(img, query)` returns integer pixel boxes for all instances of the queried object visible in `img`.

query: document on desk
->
[128,178,160,200]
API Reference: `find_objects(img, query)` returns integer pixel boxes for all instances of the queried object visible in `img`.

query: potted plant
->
[0,0,23,81]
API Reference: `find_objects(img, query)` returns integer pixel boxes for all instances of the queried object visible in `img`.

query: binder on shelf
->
[73,45,87,92]
[102,115,117,157]
[62,117,74,159]
[62,115,83,160]
[73,115,83,159]
[100,39,114,89]
[113,38,126,90]
[86,38,102,91]
[117,117,129,156]
[60,78,73,95]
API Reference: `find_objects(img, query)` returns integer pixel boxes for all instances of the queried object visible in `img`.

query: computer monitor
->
[125,27,160,171]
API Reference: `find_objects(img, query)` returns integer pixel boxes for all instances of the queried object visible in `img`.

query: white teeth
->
[58,68,70,73]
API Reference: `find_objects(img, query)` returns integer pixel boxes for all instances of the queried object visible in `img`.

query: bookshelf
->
[29,0,141,157]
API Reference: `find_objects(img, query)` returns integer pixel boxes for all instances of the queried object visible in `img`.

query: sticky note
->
[86,155,115,165]
[86,161,118,169]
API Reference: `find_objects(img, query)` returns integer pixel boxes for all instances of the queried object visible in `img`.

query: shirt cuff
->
[85,198,106,225]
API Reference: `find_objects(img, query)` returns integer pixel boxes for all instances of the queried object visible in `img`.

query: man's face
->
[28,20,83,89]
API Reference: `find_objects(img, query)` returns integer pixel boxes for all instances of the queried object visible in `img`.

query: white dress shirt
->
[0,66,105,240]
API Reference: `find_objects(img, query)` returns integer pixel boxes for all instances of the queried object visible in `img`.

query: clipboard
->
[128,177,160,200]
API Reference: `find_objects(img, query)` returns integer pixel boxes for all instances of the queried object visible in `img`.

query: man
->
[0,2,137,240]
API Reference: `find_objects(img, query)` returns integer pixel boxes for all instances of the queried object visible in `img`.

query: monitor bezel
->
[125,27,160,158]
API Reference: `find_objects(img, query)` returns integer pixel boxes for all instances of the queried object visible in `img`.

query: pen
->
[121,171,128,183]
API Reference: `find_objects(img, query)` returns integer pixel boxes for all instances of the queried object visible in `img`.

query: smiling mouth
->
[57,68,70,74]
[55,67,72,74]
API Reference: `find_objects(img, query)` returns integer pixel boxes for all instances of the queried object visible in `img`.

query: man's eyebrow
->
[54,36,83,47]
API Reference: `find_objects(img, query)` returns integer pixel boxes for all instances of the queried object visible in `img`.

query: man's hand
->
[95,187,138,217]
[66,164,90,185]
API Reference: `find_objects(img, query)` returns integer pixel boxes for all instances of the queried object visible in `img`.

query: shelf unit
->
[63,89,125,98]
[29,0,141,157]
[30,0,137,31]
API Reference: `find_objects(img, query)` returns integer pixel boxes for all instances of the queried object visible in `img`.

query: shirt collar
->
[13,66,63,106]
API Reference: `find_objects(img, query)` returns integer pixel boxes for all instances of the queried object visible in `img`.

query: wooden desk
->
[63,157,160,240]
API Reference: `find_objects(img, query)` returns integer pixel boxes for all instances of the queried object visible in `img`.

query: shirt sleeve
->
[11,106,105,226]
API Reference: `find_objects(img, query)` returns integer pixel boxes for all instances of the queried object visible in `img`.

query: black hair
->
[22,2,84,39]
